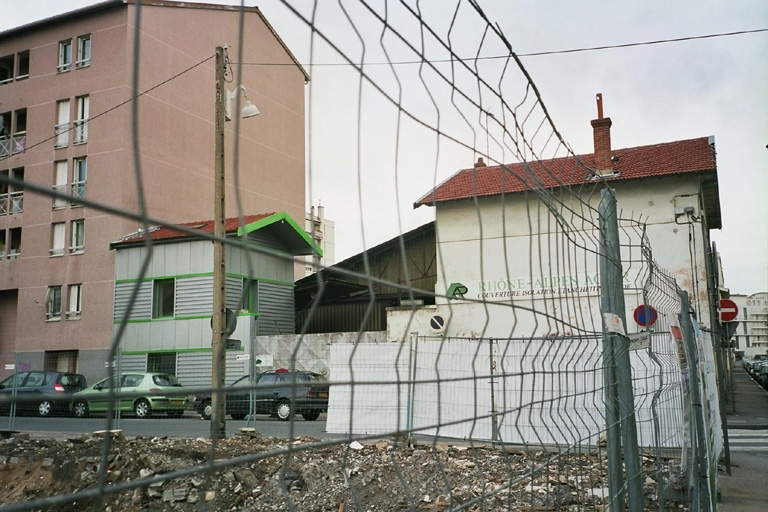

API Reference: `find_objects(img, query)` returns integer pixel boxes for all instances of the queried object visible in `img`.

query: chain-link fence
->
[0,1,725,511]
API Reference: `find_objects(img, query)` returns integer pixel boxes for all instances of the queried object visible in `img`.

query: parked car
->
[757,365,768,390]
[193,370,329,421]
[0,371,87,417]
[70,372,188,419]
[749,360,768,377]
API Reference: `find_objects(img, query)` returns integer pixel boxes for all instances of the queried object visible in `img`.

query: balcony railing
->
[0,135,9,157]
[54,123,69,147]
[72,182,86,205]
[52,184,67,209]
[0,191,23,216]
[12,132,25,154]
[73,120,88,144]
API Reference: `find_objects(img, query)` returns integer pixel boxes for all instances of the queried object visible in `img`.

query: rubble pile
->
[0,430,688,511]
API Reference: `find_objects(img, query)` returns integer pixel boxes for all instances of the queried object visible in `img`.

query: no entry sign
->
[719,299,739,322]
[633,305,658,327]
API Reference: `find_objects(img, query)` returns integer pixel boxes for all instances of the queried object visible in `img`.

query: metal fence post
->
[598,187,644,512]
[677,289,714,512]
[489,338,499,443]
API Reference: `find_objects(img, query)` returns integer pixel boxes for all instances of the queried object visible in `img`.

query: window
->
[0,168,23,216]
[76,35,91,68]
[74,95,88,144]
[153,279,175,318]
[10,167,22,214]
[72,157,86,205]
[46,286,62,320]
[242,278,258,313]
[70,220,84,253]
[11,108,25,154]
[0,109,23,155]
[0,111,9,156]
[8,227,20,258]
[44,350,79,373]
[50,222,65,256]
[67,284,82,319]
[147,353,176,375]
[16,51,29,79]
[53,161,67,208]
[58,40,72,72]
[0,54,12,84]
[0,51,26,83]
[54,100,70,148]
[0,230,5,259]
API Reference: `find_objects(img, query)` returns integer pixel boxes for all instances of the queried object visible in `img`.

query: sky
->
[2,1,766,295]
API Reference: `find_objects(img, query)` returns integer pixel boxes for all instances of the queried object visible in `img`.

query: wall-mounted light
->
[225,85,260,121]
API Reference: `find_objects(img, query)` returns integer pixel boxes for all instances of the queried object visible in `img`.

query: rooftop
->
[414,136,721,228]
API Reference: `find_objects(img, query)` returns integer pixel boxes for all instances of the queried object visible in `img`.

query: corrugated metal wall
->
[257,281,295,335]
[297,302,387,333]
[176,276,212,317]
[113,281,152,319]
[296,223,436,333]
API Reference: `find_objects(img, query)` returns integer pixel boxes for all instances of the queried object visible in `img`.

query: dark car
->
[0,371,87,417]
[193,370,329,421]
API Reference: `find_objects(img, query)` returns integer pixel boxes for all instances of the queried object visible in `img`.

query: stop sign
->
[719,299,738,322]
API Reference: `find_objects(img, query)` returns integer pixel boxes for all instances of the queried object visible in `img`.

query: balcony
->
[71,182,86,205]
[0,191,23,216]
[52,184,67,209]
[11,132,25,154]
[73,120,87,145]
[54,123,69,148]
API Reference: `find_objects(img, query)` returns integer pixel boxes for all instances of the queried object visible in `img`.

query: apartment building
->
[0,0,308,381]
[731,292,768,357]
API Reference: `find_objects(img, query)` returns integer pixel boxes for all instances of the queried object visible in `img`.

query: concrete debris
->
[0,432,690,511]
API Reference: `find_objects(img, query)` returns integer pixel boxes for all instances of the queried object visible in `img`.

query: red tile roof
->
[414,137,716,207]
[114,213,275,245]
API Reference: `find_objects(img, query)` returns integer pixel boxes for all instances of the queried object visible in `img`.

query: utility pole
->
[211,45,227,441]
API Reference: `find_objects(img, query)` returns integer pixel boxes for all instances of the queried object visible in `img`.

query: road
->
[1,412,332,440]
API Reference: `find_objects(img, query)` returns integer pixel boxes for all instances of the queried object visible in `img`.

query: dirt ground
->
[0,429,687,511]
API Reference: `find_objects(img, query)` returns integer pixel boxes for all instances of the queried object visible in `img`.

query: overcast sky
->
[2,1,766,295]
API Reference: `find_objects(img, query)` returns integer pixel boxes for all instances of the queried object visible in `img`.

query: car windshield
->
[0,373,27,388]
[152,374,181,387]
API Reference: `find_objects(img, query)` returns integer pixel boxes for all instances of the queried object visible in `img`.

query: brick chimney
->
[590,93,613,175]
[474,157,486,168]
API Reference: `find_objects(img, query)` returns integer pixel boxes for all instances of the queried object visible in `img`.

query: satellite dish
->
[429,314,447,334]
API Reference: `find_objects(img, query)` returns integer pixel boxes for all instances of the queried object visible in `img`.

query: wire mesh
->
[0,1,722,511]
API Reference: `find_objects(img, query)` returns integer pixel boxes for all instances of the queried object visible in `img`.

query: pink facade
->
[0,1,307,377]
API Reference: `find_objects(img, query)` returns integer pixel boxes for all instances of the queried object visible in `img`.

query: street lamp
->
[211,45,259,440]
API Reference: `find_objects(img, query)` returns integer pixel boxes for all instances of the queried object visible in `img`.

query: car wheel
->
[134,399,151,419]
[38,400,54,417]
[73,400,89,418]
[276,400,292,421]
[201,401,212,420]
[301,411,320,421]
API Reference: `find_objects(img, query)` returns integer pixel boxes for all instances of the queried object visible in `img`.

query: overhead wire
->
[0,54,215,162]
[234,27,768,67]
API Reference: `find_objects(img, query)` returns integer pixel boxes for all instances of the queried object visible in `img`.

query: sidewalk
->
[723,364,768,429]
[717,365,768,512]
